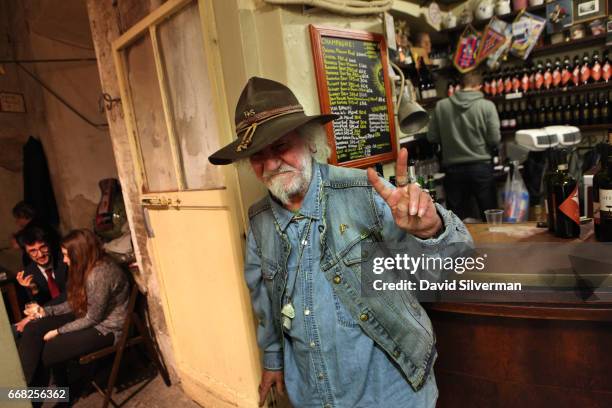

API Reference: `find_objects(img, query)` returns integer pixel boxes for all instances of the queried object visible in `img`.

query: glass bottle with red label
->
[521,67,530,93]
[571,55,581,87]
[552,58,562,88]
[561,55,572,88]
[535,61,545,92]
[544,59,553,90]
[581,52,592,85]
[591,51,602,83]
[551,160,580,238]
[603,50,611,83]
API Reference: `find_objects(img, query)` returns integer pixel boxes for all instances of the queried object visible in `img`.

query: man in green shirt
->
[427,70,501,221]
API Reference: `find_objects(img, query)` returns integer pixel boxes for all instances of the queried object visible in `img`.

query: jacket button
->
[359,313,369,322]
[393,350,401,358]
[333,275,342,284]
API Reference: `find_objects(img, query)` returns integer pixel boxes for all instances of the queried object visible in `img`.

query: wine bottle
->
[573,94,582,125]
[555,97,563,124]
[594,142,610,241]
[581,52,592,85]
[583,94,591,125]
[571,55,581,87]
[535,61,545,92]
[601,92,610,123]
[521,67,530,93]
[551,162,580,238]
[563,96,573,124]
[546,98,555,124]
[592,50,602,83]
[544,59,553,90]
[538,99,547,127]
[504,69,513,94]
[561,55,572,88]
[544,150,560,233]
[603,50,611,83]
[552,58,562,88]
[512,69,521,93]
[496,71,504,96]
[596,142,612,242]
[592,93,600,124]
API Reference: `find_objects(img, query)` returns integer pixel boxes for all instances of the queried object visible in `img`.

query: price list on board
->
[321,36,392,164]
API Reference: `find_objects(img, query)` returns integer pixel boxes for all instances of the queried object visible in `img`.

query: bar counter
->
[428,223,612,407]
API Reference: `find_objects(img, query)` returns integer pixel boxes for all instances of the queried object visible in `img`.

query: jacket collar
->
[269,160,322,232]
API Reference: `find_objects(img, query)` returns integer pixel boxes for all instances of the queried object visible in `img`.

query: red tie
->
[44,268,60,299]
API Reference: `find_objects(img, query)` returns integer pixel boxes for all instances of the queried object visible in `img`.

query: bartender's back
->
[427,70,501,221]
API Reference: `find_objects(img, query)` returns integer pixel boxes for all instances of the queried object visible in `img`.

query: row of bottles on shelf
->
[482,50,611,97]
[498,91,611,130]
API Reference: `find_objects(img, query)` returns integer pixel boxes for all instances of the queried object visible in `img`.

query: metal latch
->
[141,197,172,206]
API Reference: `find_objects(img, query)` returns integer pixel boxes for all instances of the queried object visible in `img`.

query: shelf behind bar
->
[531,34,607,57]
[440,4,546,36]
[487,81,612,102]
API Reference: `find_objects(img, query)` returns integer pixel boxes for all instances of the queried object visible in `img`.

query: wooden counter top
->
[466,222,595,244]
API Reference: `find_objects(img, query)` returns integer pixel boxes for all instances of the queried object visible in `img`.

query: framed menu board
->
[309,25,397,168]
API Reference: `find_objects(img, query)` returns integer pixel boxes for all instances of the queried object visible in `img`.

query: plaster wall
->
[0,0,118,248]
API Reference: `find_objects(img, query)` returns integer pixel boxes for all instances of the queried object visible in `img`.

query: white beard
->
[263,154,312,206]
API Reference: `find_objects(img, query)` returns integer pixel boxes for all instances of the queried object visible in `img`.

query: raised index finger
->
[367,167,394,201]
[395,147,408,181]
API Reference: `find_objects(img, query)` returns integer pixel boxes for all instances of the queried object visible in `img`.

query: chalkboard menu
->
[309,25,397,168]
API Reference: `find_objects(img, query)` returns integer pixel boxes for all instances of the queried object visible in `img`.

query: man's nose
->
[263,156,281,172]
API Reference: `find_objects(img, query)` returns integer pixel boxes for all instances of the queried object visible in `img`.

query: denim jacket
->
[247,163,473,391]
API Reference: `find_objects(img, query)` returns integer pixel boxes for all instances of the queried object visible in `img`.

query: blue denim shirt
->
[245,162,447,407]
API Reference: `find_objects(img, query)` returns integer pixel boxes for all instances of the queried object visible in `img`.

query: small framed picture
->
[0,92,26,113]
[573,0,607,23]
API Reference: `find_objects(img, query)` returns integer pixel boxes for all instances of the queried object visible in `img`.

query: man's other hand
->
[16,270,33,287]
[367,147,442,239]
[258,369,285,407]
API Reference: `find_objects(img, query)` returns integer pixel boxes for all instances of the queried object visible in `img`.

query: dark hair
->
[12,201,36,220]
[460,70,483,88]
[16,224,51,249]
[61,229,105,317]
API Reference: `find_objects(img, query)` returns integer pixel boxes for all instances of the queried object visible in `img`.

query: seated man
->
[11,201,60,269]
[13,225,68,333]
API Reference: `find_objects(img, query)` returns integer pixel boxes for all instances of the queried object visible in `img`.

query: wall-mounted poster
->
[510,11,546,60]
[573,0,608,23]
[546,0,573,34]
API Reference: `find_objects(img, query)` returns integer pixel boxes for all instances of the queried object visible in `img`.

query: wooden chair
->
[78,271,170,408]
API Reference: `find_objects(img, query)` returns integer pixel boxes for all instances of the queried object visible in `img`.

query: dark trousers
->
[18,314,114,386]
[443,162,497,221]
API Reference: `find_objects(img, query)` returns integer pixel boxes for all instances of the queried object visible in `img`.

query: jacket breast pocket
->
[261,259,279,296]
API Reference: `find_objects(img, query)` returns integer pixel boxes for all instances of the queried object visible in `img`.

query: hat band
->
[235,105,303,134]
[235,105,304,153]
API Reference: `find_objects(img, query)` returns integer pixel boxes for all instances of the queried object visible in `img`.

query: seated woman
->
[18,229,129,387]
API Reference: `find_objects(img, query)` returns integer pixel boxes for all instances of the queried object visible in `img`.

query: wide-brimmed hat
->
[208,77,338,165]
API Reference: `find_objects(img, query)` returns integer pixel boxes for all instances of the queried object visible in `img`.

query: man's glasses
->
[27,245,49,257]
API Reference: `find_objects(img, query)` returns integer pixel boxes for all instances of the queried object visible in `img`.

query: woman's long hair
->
[61,229,104,317]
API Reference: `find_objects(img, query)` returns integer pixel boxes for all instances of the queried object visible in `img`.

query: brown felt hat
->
[208,77,338,165]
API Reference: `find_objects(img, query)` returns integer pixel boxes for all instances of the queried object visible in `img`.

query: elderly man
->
[209,77,472,407]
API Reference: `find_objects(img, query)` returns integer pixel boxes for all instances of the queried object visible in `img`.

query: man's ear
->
[308,143,317,153]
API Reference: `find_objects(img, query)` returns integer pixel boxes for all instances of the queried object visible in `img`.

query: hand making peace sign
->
[367,148,443,239]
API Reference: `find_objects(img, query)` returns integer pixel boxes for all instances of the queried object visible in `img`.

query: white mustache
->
[263,165,299,181]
